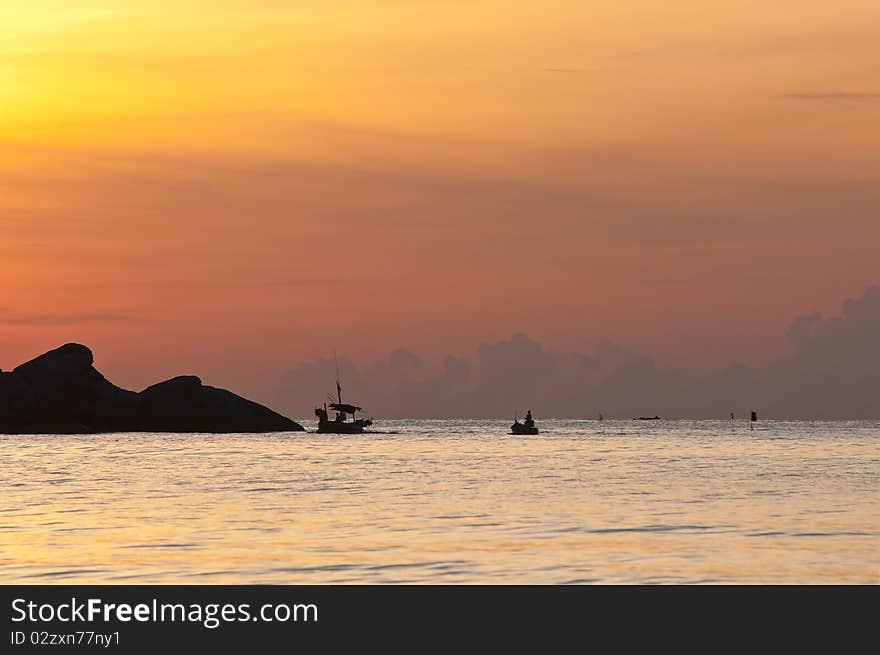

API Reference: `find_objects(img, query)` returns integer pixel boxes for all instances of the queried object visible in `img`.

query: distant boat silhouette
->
[511,410,539,435]
[634,415,661,421]
[315,359,372,434]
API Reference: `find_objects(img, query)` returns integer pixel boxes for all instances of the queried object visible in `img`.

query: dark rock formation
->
[0,344,304,434]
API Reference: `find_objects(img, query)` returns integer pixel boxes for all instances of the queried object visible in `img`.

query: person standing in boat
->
[524,410,534,428]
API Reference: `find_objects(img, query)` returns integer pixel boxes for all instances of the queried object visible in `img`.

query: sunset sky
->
[2,1,878,403]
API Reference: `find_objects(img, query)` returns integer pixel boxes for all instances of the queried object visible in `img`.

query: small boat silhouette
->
[511,410,539,435]
[633,415,661,421]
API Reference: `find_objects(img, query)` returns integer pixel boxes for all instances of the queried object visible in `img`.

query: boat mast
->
[334,352,352,420]
[335,352,342,405]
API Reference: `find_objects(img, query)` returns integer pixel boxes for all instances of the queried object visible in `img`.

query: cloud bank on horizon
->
[278,286,880,420]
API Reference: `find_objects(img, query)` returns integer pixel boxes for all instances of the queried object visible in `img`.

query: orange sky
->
[2,1,879,400]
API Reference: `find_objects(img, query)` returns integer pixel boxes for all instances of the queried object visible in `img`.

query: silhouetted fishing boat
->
[315,361,372,434]
[511,410,539,435]
[634,415,660,421]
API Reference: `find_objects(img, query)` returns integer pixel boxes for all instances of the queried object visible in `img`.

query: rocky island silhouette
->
[0,343,303,434]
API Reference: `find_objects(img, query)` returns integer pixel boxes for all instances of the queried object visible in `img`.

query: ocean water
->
[1,420,877,584]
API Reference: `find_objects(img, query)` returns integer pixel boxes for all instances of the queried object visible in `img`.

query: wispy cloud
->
[0,312,138,326]
[260,276,345,288]
[780,92,880,101]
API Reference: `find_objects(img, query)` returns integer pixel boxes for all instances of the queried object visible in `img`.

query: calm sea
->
[1,420,877,584]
